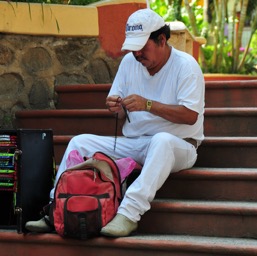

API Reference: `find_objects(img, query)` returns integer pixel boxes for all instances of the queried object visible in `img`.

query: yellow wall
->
[0,0,146,36]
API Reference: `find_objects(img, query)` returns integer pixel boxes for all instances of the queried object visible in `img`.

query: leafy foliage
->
[150,0,257,74]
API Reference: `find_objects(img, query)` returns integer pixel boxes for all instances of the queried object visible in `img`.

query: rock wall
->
[0,34,123,128]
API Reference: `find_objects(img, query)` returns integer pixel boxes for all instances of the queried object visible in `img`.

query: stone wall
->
[0,34,123,129]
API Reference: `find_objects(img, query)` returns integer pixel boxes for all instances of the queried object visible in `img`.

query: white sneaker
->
[25,216,54,233]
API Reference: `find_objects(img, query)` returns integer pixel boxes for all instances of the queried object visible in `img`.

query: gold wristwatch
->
[146,100,152,111]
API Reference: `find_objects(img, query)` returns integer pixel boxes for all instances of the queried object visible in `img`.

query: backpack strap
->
[93,152,122,200]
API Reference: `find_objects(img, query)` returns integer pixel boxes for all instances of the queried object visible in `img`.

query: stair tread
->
[173,167,257,180]
[53,164,257,180]
[152,199,257,215]
[203,136,257,143]
[53,135,257,143]
[205,79,257,88]
[0,230,257,254]
[54,80,257,91]
[15,107,257,115]
[205,107,257,115]
[128,234,257,251]
[16,109,112,117]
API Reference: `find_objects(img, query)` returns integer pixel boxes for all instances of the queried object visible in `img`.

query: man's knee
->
[150,132,176,147]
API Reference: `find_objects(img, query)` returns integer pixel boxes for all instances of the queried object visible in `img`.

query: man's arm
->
[122,94,198,125]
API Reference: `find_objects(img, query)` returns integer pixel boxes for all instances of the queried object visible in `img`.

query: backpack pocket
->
[64,196,102,239]
[64,195,104,239]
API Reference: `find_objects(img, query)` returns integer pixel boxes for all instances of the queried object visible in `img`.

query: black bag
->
[0,129,55,233]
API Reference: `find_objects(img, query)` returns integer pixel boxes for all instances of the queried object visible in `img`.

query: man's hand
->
[122,94,147,112]
[106,95,123,113]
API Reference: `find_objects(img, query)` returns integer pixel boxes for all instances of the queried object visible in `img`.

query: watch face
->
[146,100,152,111]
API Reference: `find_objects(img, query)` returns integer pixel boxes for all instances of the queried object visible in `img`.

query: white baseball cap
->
[121,8,165,51]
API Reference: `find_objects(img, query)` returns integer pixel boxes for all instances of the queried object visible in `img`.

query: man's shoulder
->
[119,52,138,68]
[171,47,201,71]
[172,47,196,61]
[170,47,203,77]
[121,52,135,62]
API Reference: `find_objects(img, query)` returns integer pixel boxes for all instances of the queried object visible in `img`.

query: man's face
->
[132,39,162,71]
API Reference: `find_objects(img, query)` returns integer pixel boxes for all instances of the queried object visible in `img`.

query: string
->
[114,113,118,151]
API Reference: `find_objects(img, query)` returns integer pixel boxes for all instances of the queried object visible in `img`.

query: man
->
[26,8,205,237]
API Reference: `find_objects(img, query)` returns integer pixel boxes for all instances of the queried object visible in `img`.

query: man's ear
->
[158,34,166,47]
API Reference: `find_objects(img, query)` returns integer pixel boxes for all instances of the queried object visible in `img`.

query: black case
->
[0,129,55,233]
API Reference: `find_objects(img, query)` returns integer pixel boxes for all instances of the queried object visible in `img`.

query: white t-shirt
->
[108,47,205,142]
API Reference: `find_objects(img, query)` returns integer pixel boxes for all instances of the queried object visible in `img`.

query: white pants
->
[50,132,197,222]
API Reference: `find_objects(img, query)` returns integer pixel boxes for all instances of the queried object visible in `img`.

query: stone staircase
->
[1,78,257,255]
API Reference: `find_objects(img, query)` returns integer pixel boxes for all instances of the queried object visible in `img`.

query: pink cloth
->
[115,157,142,182]
[66,150,84,168]
[66,150,142,182]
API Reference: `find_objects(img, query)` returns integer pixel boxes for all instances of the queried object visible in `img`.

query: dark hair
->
[149,24,170,44]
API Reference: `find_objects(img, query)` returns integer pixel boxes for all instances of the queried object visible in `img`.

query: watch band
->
[146,100,152,111]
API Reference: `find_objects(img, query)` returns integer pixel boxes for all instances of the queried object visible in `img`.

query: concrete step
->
[54,80,257,109]
[15,107,257,137]
[196,137,257,168]
[53,136,257,168]
[156,167,257,201]
[51,165,257,202]
[204,107,257,136]
[205,80,257,108]
[140,199,257,238]
[15,109,123,136]
[55,84,110,109]
[1,230,257,256]
[51,165,257,201]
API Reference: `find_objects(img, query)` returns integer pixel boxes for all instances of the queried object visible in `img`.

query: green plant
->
[150,0,257,74]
